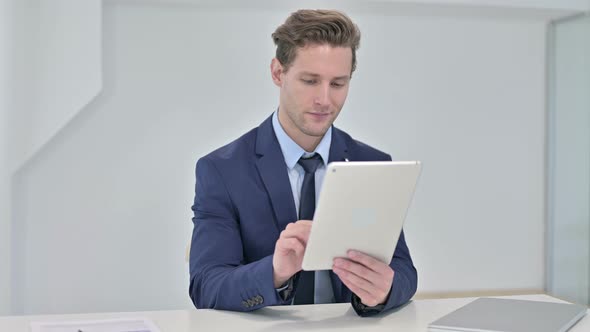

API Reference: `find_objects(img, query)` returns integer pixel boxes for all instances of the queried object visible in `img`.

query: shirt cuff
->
[351,293,387,317]
[275,277,295,302]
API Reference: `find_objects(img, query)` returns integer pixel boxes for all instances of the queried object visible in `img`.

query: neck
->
[297,136,322,153]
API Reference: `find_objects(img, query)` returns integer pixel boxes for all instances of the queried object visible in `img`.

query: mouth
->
[307,112,332,120]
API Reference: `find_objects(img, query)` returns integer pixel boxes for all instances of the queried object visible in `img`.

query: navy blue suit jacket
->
[189,115,417,314]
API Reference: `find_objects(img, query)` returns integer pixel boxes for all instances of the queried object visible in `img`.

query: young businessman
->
[189,9,417,316]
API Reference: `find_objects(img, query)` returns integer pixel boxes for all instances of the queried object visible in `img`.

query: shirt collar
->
[272,110,331,169]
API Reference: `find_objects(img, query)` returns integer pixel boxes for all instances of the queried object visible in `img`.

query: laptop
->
[301,161,421,271]
[428,297,587,332]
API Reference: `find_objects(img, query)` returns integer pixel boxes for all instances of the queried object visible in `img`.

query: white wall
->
[351,13,546,295]
[9,1,549,315]
[547,15,590,305]
[409,0,589,11]
[10,0,102,172]
[0,0,13,317]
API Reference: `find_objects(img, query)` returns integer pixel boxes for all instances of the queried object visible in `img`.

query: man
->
[189,9,417,317]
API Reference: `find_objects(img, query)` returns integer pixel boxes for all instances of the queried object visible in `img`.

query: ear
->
[270,58,284,87]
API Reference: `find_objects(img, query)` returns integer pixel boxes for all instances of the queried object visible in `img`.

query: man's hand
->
[333,250,395,307]
[272,220,312,288]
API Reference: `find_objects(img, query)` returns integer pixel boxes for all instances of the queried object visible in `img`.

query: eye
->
[331,82,345,88]
[302,79,317,85]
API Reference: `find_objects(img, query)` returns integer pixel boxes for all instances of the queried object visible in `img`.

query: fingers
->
[333,251,395,307]
[295,220,313,226]
[333,258,382,289]
[333,263,380,293]
[346,250,391,276]
[272,221,314,286]
[275,237,305,257]
[279,221,312,246]
[273,237,305,287]
[336,271,383,307]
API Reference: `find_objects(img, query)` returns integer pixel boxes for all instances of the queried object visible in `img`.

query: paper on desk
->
[30,317,161,332]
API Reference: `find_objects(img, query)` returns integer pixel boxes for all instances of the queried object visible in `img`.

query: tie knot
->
[297,154,323,174]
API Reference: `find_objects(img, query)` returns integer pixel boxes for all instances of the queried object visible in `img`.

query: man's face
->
[271,44,352,147]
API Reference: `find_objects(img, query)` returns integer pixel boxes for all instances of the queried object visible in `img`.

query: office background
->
[0,0,588,316]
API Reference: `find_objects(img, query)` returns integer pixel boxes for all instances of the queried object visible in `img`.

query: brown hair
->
[272,9,361,74]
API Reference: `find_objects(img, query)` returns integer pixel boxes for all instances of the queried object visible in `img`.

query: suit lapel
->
[255,116,298,232]
[328,127,350,163]
[254,119,351,234]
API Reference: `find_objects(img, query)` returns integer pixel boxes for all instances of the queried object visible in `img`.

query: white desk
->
[1,294,587,331]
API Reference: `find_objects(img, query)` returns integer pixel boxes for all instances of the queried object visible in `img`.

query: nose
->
[313,83,331,111]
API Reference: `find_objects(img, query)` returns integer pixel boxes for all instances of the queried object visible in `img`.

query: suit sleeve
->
[188,157,290,311]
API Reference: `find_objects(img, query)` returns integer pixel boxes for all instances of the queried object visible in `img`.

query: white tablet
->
[301,161,421,271]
